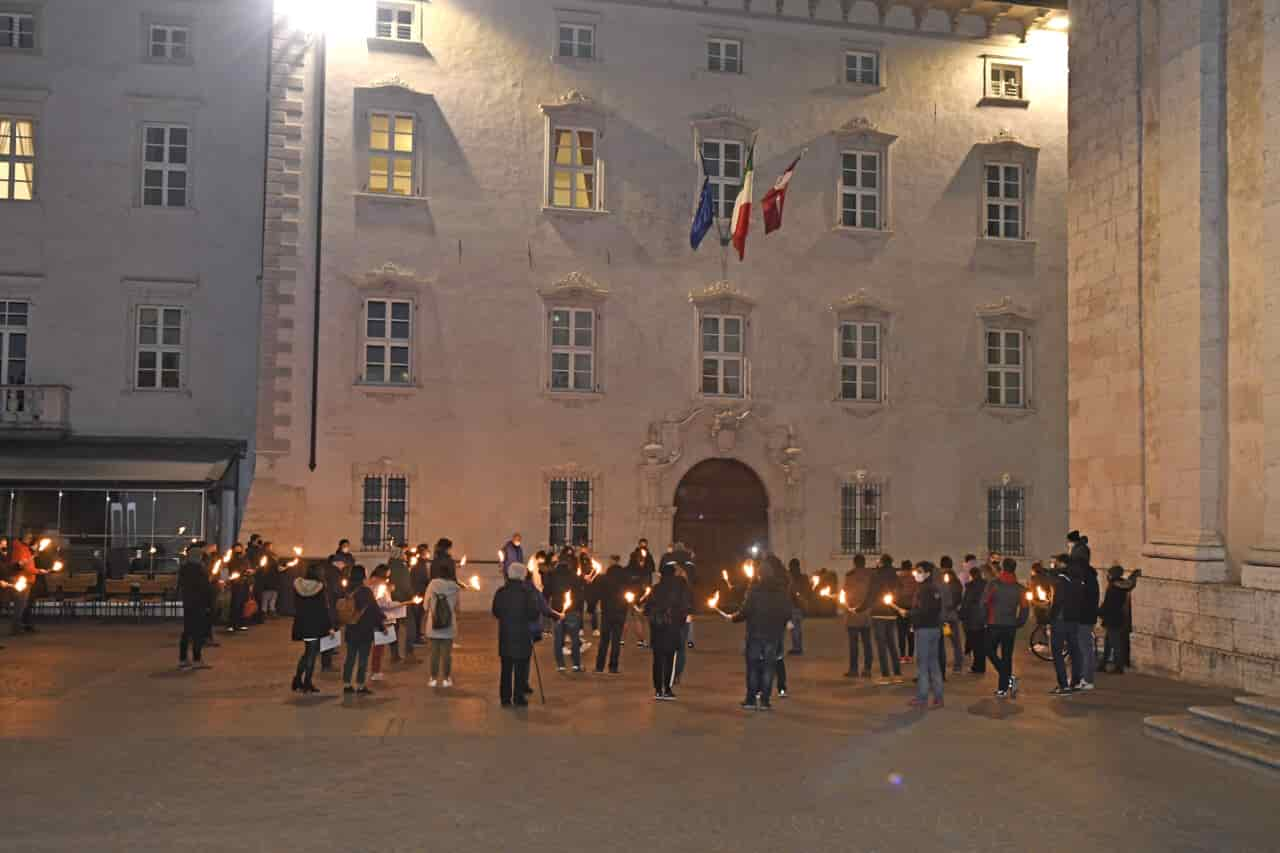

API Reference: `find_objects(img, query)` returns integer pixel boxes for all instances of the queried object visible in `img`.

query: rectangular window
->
[839,322,881,402]
[984,163,1022,239]
[149,25,189,60]
[549,127,596,210]
[988,63,1023,100]
[363,299,412,385]
[549,308,594,392]
[0,117,34,201]
[142,125,189,208]
[549,477,592,548]
[362,475,408,549]
[701,139,743,220]
[368,112,415,196]
[375,3,414,40]
[558,24,594,59]
[0,299,29,388]
[986,329,1025,407]
[845,50,879,85]
[707,37,742,73]
[840,151,880,230]
[135,306,184,390]
[840,482,882,555]
[0,11,34,49]
[988,485,1026,556]
[701,314,743,397]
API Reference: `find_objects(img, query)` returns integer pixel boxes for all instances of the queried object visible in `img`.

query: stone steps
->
[1145,696,1280,774]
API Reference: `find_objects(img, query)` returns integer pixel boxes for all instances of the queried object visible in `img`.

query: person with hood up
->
[983,558,1028,698]
[178,542,215,670]
[855,554,903,683]
[593,556,629,674]
[291,563,331,693]
[958,564,988,674]
[1100,566,1141,674]
[342,565,386,696]
[893,561,943,709]
[492,562,541,707]
[725,556,791,710]
[842,555,873,678]
[644,559,693,700]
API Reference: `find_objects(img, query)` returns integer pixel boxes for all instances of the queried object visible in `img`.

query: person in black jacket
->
[492,562,542,707]
[644,561,693,700]
[726,558,791,710]
[958,565,988,674]
[1100,566,1141,674]
[178,543,215,669]
[342,565,385,696]
[291,563,331,693]
[594,557,628,674]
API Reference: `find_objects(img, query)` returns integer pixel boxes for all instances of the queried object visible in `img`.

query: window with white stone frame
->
[558,23,594,59]
[549,477,592,548]
[363,298,412,385]
[839,150,881,230]
[362,474,408,549]
[701,138,743,221]
[985,328,1025,407]
[135,305,185,390]
[148,24,189,61]
[987,484,1026,556]
[141,124,189,208]
[0,10,34,50]
[839,321,881,402]
[375,2,414,41]
[701,314,744,398]
[707,37,742,73]
[984,162,1023,239]
[840,480,882,555]
[367,112,417,196]
[549,307,595,392]
[0,117,34,201]
[845,50,879,86]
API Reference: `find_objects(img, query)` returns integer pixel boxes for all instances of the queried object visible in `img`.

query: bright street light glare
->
[276,0,342,35]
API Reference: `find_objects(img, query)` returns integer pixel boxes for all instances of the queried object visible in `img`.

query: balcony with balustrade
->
[0,385,71,437]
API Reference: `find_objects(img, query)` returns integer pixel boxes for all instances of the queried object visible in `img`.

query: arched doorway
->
[672,459,768,595]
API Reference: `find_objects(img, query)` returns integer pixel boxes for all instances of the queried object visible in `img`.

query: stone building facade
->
[0,0,269,567]
[245,0,1069,578]
[1069,0,1280,695]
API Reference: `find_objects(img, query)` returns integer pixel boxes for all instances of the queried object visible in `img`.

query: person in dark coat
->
[594,556,629,674]
[291,563,331,693]
[644,560,693,700]
[1100,566,1141,674]
[342,565,385,695]
[178,543,215,669]
[492,562,542,707]
[958,564,988,674]
[726,557,791,710]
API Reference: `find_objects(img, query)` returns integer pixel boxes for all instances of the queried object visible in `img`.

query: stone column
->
[1243,0,1280,590]
[1141,0,1229,582]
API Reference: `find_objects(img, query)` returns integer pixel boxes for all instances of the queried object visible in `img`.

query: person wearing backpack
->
[983,558,1029,698]
[342,565,386,696]
[643,560,693,701]
[424,565,460,687]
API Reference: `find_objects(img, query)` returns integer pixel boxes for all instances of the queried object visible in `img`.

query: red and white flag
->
[761,153,804,235]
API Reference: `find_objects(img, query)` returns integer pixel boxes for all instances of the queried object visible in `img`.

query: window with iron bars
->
[840,481,881,555]
[549,478,591,548]
[362,475,408,550]
[987,485,1025,556]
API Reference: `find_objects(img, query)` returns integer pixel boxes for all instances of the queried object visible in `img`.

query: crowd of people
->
[3,525,1144,714]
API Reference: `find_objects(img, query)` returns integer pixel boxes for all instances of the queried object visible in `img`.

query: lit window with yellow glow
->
[549,128,596,210]
[368,112,415,195]
[0,118,34,201]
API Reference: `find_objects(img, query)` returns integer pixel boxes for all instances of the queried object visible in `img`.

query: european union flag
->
[690,177,716,251]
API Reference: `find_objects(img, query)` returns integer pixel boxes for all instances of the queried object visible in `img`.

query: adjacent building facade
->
[1069,0,1280,695]
[0,0,269,570]
[244,0,1070,578]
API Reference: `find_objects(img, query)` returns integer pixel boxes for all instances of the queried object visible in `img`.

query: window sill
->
[831,226,893,239]
[540,389,605,403]
[366,37,430,57]
[355,382,420,397]
[354,191,430,208]
[978,96,1030,109]
[980,402,1037,422]
[541,205,609,218]
[977,236,1037,249]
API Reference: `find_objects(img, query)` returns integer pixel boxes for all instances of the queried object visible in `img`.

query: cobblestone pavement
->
[0,615,1276,853]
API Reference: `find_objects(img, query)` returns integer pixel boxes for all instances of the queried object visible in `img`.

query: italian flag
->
[730,141,756,261]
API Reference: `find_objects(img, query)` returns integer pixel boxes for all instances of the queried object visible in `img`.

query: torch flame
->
[708,591,720,608]
[37,537,51,552]
[469,575,480,591]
